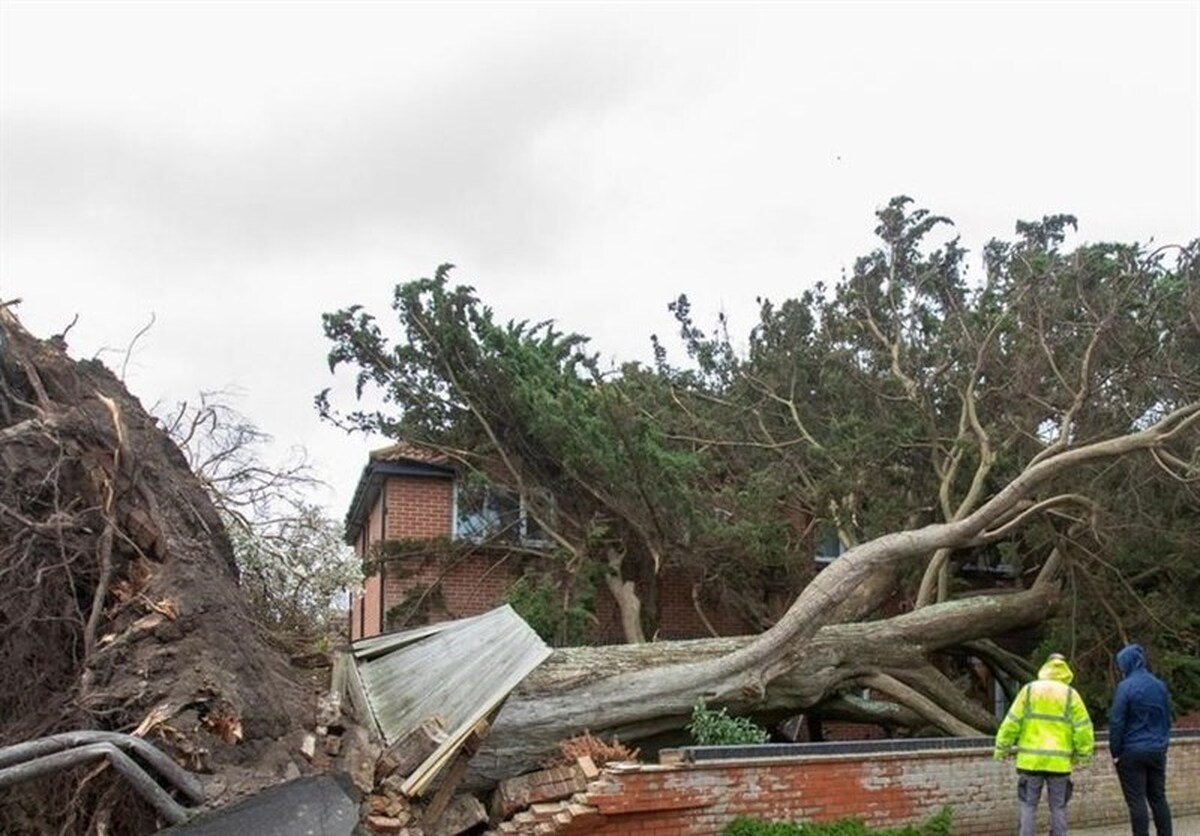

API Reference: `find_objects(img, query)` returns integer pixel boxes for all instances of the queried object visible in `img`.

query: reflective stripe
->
[1017,746,1073,757]
[1027,712,1073,724]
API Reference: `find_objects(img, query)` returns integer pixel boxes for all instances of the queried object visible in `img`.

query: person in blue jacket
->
[1109,643,1173,836]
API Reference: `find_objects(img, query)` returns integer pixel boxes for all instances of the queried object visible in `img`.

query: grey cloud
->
[2,35,646,268]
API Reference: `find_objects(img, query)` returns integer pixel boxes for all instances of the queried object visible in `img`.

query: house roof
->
[345,605,552,796]
[369,442,453,466]
[343,442,455,545]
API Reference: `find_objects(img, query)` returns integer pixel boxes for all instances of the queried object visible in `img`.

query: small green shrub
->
[686,699,770,746]
[722,807,953,836]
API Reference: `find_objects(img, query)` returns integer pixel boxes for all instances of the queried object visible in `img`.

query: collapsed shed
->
[343,605,552,799]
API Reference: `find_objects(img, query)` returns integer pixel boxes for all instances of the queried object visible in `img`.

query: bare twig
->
[119,313,156,382]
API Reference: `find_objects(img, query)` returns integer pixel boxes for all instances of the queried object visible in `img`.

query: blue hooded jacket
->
[1108,644,1172,757]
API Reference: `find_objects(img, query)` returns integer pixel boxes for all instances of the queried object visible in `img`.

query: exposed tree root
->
[0,309,311,834]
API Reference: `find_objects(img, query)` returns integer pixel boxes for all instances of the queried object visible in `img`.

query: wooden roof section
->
[346,606,552,796]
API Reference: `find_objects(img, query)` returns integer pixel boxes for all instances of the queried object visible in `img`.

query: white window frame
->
[452,482,554,547]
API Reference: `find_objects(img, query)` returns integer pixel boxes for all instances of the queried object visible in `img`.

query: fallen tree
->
[320,204,1199,786]
[469,399,1199,782]
[0,307,311,833]
[322,206,1200,686]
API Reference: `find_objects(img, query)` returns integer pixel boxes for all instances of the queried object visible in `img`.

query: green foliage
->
[723,807,954,836]
[320,264,723,639]
[687,700,770,745]
[504,569,597,647]
[320,207,1200,709]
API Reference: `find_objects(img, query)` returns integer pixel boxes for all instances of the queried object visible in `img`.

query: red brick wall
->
[587,568,757,643]
[352,476,454,638]
[361,571,382,638]
[349,593,363,641]
[367,492,384,543]
[377,555,759,641]
[382,476,453,540]
[353,474,771,641]
[560,736,1200,835]
[349,469,871,644]
[383,554,517,625]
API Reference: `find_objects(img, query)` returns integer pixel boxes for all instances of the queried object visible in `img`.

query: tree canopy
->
[321,198,1200,719]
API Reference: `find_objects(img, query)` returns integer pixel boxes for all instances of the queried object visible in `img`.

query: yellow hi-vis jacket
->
[994,657,1095,773]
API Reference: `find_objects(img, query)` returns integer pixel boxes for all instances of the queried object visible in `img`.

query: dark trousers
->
[1116,751,1173,836]
[1017,772,1071,836]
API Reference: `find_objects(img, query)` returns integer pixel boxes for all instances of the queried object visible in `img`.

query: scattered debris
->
[378,716,446,782]
[550,730,640,768]
[337,725,382,795]
[300,735,318,762]
[291,651,333,669]
[490,761,589,820]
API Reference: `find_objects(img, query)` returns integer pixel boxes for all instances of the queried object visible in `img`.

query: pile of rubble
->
[491,757,608,834]
[297,692,483,835]
[299,690,631,836]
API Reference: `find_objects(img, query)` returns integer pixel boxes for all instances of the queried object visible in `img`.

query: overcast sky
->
[2,2,1198,518]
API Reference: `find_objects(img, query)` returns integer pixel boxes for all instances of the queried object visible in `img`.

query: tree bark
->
[469,583,1059,784]
[605,551,647,644]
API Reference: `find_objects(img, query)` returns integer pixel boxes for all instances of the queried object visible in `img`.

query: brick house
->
[344,443,764,642]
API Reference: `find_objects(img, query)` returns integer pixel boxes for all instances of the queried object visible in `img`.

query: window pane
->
[455,482,555,547]
[489,491,521,542]
[813,524,844,562]
[456,483,497,538]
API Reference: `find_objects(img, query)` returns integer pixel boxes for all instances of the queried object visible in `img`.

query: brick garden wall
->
[500,734,1200,835]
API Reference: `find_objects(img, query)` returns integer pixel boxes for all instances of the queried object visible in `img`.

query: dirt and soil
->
[0,308,320,833]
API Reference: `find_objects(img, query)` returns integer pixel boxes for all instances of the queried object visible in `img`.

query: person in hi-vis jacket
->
[994,653,1095,836]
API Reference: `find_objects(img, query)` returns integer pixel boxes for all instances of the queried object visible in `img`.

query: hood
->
[1117,643,1147,676]
[1038,656,1075,685]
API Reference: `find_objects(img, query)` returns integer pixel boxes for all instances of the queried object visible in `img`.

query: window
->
[813,523,846,564]
[454,482,552,546]
[958,548,1018,579]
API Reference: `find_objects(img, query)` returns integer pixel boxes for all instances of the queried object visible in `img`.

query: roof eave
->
[343,459,455,545]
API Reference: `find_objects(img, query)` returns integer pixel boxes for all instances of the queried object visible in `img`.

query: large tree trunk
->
[604,550,647,643]
[469,583,1056,783]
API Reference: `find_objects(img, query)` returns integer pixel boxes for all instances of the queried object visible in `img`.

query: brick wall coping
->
[662,727,1200,768]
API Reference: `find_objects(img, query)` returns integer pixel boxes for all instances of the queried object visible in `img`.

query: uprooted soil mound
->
[0,308,312,833]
